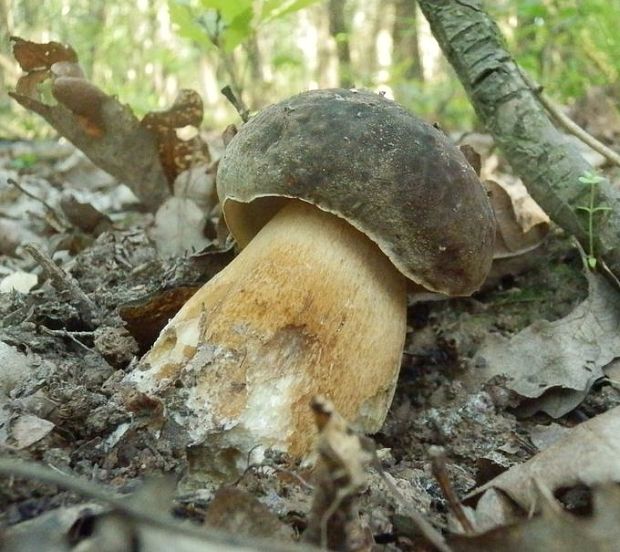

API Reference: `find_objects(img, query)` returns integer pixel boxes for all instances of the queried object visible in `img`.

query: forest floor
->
[1,132,620,552]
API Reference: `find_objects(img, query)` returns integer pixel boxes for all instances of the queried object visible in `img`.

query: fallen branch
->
[520,72,620,168]
[22,244,98,327]
[417,0,620,283]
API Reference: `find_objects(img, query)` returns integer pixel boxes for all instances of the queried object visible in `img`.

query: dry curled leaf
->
[9,36,171,211]
[141,89,211,185]
[303,396,374,552]
[118,286,201,353]
[467,406,620,509]
[11,36,77,71]
[452,484,620,552]
[472,272,620,417]
[485,179,550,258]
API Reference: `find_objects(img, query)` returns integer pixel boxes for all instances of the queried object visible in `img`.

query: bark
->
[418,0,620,282]
[328,0,353,88]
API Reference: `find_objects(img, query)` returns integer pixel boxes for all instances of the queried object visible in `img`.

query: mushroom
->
[125,89,495,477]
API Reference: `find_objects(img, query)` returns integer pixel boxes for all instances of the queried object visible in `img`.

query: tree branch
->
[417,0,620,283]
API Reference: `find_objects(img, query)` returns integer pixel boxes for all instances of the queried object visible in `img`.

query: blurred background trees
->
[1,0,619,137]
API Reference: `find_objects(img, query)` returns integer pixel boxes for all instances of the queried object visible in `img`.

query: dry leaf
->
[141,89,211,185]
[118,286,201,353]
[0,271,38,293]
[173,164,217,212]
[452,484,620,551]
[205,487,295,541]
[485,179,549,258]
[0,341,32,395]
[471,271,620,417]
[9,36,171,211]
[59,194,113,236]
[8,414,55,449]
[467,406,620,509]
[148,196,211,257]
[11,36,77,71]
[303,396,374,552]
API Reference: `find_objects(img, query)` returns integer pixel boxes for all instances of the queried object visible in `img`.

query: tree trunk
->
[328,0,353,88]
[418,0,620,283]
[392,0,423,81]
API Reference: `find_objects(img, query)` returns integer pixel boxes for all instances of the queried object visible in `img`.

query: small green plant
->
[8,152,38,170]
[577,170,612,269]
[169,0,322,52]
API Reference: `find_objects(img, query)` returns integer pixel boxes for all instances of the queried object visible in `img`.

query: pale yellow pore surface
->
[134,200,407,460]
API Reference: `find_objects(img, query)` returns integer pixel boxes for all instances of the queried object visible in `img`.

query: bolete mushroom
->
[125,89,495,476]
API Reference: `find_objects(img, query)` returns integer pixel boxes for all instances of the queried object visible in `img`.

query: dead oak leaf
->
[11,36,77,71]
[451,484,620,552]
[466,406,620,510]
[9,36,170,210]
[471,271,620,417]
[141,89,211,185]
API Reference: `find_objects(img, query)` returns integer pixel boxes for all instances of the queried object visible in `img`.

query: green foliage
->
[3,0,619,137]
[169,0,322,52]
[492,0,620,101]
[8,152,38,170]
[576,171,612,269]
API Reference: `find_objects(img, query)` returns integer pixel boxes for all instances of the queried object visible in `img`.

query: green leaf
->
[168,1,213,48]
[199,0,252,21]
[588,256,598,269]
[578,171,605,185]
[260,0,322,24]
[221,7,253,51]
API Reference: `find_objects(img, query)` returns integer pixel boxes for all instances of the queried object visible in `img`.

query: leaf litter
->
[2,36,620,552]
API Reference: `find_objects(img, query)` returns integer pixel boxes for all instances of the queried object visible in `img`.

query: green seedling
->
[577,171,612,269]
[9,152,38,170]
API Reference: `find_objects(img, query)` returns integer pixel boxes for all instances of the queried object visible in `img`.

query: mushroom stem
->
[130,201,406,472]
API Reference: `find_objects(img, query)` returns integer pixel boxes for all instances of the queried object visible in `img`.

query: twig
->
[22,244,97,327]
[234,462,313,491]
[429,446,475,534]
[39,327,95,352]
[377,468,453,552]
[221,85,250,123]
[7,177,68,231]
[521,72,620,168]
[0,457,320,552]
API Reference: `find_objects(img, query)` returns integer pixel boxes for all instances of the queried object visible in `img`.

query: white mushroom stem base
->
[125,201,406,475]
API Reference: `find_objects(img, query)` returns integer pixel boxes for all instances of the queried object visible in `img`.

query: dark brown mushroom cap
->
[217,88,495,296]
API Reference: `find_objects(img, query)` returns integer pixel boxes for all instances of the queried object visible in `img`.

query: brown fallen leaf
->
[148,196,212,257]
[6,414,55,450]
[302,396,374,552]
[141,89,211,185]
[467,406,620,510]
[8,37,209,212]
[118,286,202,353]
[485,178,550,258]
[205,487,295,541]
[11,36,77,71]
[471,271,620,417]
[59,194,113,236]
[451,483,620,552]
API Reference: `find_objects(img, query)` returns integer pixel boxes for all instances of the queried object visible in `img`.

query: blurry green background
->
[1,0,619,137]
